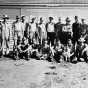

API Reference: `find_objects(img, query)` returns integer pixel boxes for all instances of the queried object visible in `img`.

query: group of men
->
[0,14,88,63]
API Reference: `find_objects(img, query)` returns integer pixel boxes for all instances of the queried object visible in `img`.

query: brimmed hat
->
[66,17,71,22]
[31,17,36,20]
[16,16,20,19]
[21,15,25,19]
[78,38,85,42]
[2,15,9,19]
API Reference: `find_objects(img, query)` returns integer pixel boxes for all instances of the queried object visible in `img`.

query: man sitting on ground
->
[54,40,64,63]
[75,37,87,62]
[30,38,41,59]
[17,37,30,60]
[62,39,75,62]
[41,40,52,61]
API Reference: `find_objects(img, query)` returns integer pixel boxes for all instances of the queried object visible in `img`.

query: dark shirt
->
[32,44,39,49]
[76,44,86,57]
[72,22,81,38]
[42,45,50,54]
[20,44,29,51]
[24,23,30,38]
[0,24,2,38]
[55,22,63,33]
[80,23,87,35]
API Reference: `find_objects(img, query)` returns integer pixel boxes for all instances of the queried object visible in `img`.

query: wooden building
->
[0,0,88,20]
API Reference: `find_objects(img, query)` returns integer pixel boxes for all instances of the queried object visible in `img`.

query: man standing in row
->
[72,16,81,45]
[46,17,55,46]
[2,15,11,55]
[55,17,63,43]
[61,17,73,45]
[38,17,47,44]
[29,17,37,42]
[0,21,2,53]
[21,16,26,38]
[80,19,88,38]
[13,16,22,46]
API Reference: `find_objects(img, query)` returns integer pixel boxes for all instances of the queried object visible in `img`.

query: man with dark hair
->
[29,17,38,42]
[54,40,64,63]
[0,21,2,56]
[30,38,40,59]
[21,16,26,37]
[38,17,47,45]
[0,21,2,48]
[21,16,30,39]
[13,16,24,46]
[72,16,81,45]
[80,19,88,44]
[55,17,63,42]
[41,40,51,61]
[80,19,87,37]
[75,38,87,62]
[46,17,55,46]
[17,37,30,60]
[62,17,73,44]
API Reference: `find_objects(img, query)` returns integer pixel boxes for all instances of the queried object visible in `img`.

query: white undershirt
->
[30,23,37,32]
[47,23,54,32]
[38,23,46,32]
[15,22,22,32]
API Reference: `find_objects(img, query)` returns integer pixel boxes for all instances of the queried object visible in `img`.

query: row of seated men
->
[12,36,88,63]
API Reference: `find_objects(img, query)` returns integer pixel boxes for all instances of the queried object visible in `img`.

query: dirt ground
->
[0,58,88,88]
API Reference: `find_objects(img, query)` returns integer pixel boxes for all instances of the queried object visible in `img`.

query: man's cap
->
[21,15,25,19]
[49,17,53,20]
[16,16,20,19]
[2,15,9,19]
[66,17,71,22]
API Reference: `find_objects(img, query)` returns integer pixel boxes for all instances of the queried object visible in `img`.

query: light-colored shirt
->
[14,22,22,32]
[13,21,24,38]
[21,22,26,32]
[47,22,54,32]
[21,22,27,36]
[29,22,37,32]
[2,22,10,39]
[38,23,46,33]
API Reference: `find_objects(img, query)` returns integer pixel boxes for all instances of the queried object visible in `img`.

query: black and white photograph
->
[0,0,88,88]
